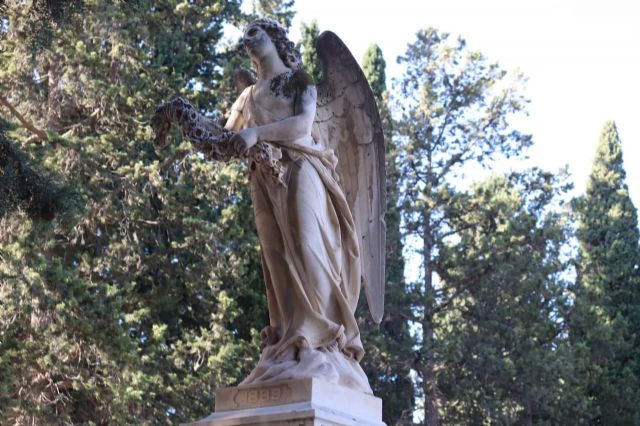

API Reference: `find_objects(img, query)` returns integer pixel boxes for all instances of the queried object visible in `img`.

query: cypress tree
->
[359,43,415,425]
[362,44,386,102]
[571,121,640,424]
[298,20,322,83]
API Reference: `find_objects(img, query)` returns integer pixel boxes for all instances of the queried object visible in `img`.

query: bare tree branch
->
[0,95,49,142]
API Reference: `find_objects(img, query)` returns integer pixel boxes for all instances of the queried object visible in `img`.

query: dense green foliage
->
[395,27,533,424]
[361,44,386,102]
[570,121,640,424]
[1,3,639,425]
[359,43,415,425]
[250,0,295,28]
[0,131,62,220]
[298,19,322,83]
[0,1,293,423]
[436,171,574,424]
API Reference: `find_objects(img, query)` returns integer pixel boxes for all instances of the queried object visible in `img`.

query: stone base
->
[182,378,385,426]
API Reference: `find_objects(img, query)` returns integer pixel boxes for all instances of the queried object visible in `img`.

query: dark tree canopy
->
[0,1,294,423]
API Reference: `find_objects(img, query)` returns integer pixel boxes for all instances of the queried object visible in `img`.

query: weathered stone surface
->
[182,378,385,426]
[154,18,386,395]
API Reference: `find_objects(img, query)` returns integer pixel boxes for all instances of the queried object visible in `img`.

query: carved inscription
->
[232,383,292,408]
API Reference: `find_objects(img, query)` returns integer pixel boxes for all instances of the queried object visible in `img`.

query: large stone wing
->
[314,31,386,323]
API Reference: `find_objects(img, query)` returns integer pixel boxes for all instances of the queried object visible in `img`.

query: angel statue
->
[151,18,385,394]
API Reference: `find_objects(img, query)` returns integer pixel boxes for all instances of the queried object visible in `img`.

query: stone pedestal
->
[182,378,385,426]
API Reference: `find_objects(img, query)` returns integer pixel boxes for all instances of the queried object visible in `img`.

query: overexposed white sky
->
[290,0,640,207]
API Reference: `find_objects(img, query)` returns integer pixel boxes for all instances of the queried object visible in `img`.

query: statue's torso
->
[242,79,316,150]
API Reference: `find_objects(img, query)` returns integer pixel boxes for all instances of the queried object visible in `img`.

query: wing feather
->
[315,31,386,323]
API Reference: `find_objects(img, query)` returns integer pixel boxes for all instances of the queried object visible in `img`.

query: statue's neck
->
[255,55,289,81]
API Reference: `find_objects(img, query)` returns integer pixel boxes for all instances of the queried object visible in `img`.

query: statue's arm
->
[151,88,288,182]
[225,109,244,132]
[152,97,237,161]
[225,87,250,132]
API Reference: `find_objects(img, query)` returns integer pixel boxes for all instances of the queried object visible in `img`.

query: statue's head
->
[244,18,302,71]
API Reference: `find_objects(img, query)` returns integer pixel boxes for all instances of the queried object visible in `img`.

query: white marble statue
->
[152,18,385,394]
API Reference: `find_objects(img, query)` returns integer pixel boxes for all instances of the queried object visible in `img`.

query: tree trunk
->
[422,219,439,426]
[45,55,63,132]
[0,96,48,142]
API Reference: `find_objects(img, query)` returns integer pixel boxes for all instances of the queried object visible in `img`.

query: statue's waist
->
[267,137,324,162]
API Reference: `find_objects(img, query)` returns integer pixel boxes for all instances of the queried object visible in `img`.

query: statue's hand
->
[231,128,258,156]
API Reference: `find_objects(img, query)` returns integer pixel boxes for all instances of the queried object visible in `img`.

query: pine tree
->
[395,28,532,424]
[0,1,292,423]
[436,171,575,424]
[358,43,415,425]
[571,121,640,424]
[299,20,322,83]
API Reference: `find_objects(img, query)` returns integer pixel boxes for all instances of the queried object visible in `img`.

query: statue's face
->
[243,25,276,61]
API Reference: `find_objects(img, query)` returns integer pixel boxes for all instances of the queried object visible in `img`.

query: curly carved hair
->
[246,18,302,71]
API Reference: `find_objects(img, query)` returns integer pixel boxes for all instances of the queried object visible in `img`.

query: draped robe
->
[236,83,372,393]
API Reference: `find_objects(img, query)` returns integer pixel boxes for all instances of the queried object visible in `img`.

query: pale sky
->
[290,0,640,208]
